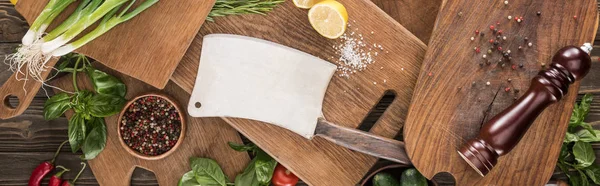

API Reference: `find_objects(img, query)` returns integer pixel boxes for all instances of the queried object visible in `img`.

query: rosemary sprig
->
[207,0,285,22]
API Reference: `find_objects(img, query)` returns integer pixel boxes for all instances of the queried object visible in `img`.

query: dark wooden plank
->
[0,1,27,43]
[0,152,158,186]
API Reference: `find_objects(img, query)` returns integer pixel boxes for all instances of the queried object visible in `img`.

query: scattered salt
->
[333,24,382,78]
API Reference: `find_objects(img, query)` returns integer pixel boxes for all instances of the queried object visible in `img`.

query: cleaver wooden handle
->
[458,45,592,176]
[0,58,59,119]
[315,118,411,165]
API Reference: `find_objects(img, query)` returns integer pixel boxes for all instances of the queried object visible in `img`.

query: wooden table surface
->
[1,0,600,185]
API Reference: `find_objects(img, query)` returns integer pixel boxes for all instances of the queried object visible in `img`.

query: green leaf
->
[68,113,86,153]
[581,124,597,138]
[87,94,126,117]
[235,159,259,186]
[584,164,600,184]
[569,171,583,186]
[86,67,127,97]
[559,144,570,162]
[573,141,596,168]
[580,94,593,118]
[43,93,72,120]
[254,150,277,185]
[82,117,107,160]
[179,171,200,186]
[228,142,257,152]
[72,91,93,115]
[576,130,600,143]
[579,169,591,186]
[565,132,580,143]
[190,157,227,186]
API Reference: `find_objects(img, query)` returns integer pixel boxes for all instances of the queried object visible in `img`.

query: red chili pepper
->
[29,140,68,186]
[61,162,86,186]
[49,166,70,186]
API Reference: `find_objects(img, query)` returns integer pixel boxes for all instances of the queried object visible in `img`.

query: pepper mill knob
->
[458,44,592,176]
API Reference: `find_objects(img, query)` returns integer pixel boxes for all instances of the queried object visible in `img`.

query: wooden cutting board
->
[404,0,598,185]
[0,0,214,119]
[169,0,434,185]
[50,64,249,185]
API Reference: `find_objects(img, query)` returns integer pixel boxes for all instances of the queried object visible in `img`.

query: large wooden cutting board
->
[15,0,214,89]
[404,0,598,185]
[50,64,249,186]
[169,0,436,185]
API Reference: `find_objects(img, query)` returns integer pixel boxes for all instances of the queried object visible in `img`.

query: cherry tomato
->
[272,163,299,186]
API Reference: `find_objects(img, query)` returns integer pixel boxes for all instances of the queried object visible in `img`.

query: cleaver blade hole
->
[3,94,19,109]
[194,102,202,108]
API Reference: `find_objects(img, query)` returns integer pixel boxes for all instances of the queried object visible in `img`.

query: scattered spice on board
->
[333,23,384,78]
[120,96,182,156]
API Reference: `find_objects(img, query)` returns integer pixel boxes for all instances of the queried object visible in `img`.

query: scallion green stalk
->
[23,0,76,45]
[52,0,159,56]
[41,0,132,54]
[43,0,101,42]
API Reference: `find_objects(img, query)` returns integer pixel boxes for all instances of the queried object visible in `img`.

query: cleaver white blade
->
[188,34,410,164]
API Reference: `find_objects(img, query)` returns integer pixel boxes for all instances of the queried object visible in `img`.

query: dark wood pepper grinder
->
[458,44,593,177]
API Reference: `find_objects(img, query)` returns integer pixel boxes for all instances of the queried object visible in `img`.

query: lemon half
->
[308,0,348,39]
[293,0,321,9]
[10,0,17,5]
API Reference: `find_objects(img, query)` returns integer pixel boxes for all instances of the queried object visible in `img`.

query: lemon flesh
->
[308,0,348,39]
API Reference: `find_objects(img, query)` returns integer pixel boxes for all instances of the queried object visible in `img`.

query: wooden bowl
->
[117,93,186,160]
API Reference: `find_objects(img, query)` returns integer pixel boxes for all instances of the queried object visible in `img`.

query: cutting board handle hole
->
[432,171,455,185]
[357,90,396,132]
[3,94,19,109]
[194,102,202,108]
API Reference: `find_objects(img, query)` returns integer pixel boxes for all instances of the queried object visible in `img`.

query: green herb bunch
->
[558,94,600,186]
[43,53,126,160]
[207,0,285,22]
[179,142,277,186]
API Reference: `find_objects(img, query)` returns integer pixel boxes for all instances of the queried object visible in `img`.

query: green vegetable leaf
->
[569,171,583,186]
[584,164,600,184]
[43,93,72,120]
[254,150,277,185]
[68,113,86,153]
[72,91,93,116]
[565,132,580,143]
[579,169,591,186]
[87,94,126,117]
[179,171,200,186]
[576,130,600,143]
[235,159,259,186]
[82,117,107,160]
[570,94,594,130]
[86,67,127,97]
[400,168,428,186]
[574,141,596,168]
[228,142,257,153]
[190,157,228,186]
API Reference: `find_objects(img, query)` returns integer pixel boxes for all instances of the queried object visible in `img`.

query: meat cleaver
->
[188,34,410,164]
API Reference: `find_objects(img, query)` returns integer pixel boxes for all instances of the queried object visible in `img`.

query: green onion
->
[52,0,159,56]
[44,0,102,41]
[23,0,77,45]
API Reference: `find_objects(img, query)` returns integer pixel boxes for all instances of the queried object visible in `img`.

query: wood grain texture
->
[13,0,215,90]
[369,0,442,43]
[171,0,426,185]
[0,1,27,43]
[49,64,249,186]
[404,0,598,185]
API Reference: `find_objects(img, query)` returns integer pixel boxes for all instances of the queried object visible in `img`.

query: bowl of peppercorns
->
[117,93,186,160]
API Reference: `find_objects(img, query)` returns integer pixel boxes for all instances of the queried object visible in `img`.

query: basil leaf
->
[43,93,72,120]
[87,67,127,97]
[87,94,126,117]
[579,169,591,186]
[576,130,600,143]
[564,132,580,143]
[569,171,582,186]
[228,142,257,152]
[235,159,259,186]
[72,91,93,115]
[559,144,569,162]
[68,113,86,153]
[179,171,200,186]
[581,123,597,138]
[190,157,227,186]
[584,164,600,184]
[574,141,596,168]
[82,117,107,160]
[580,94,593,118]
[254,150,277,185]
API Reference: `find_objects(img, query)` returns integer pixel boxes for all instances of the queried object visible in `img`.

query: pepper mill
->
[458,44,593,177]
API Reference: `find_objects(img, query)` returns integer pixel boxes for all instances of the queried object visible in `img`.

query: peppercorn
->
[537,11,541,16]
[493,41,499,45]
[519,63,524,68]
